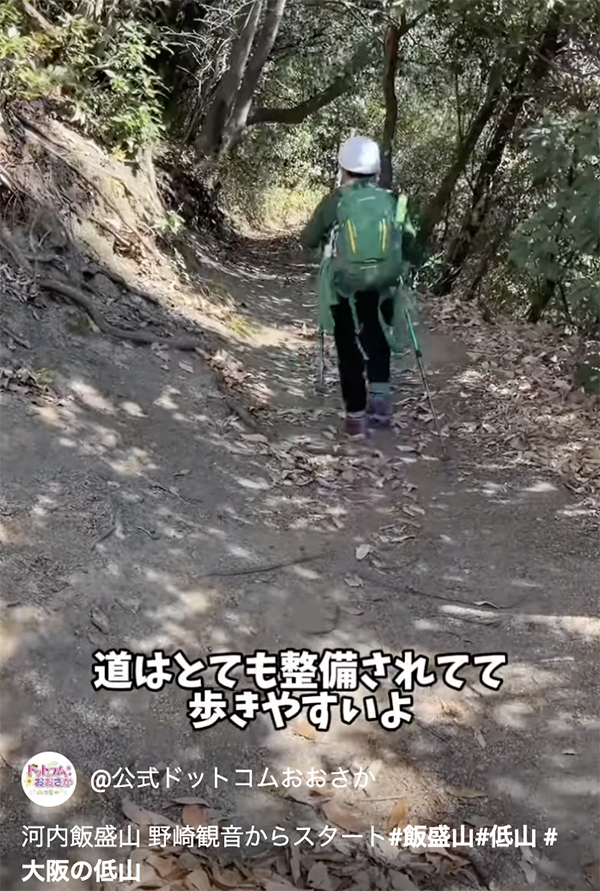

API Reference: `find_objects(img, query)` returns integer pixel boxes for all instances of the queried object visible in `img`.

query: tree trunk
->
[527,278,557,322]
[418,62,503,247]
[222,0,288,149]
[438,7,564,295]
[528,171,573,323]
[195,0,264,157]
[464,216,512,303]
[380,19,401,190]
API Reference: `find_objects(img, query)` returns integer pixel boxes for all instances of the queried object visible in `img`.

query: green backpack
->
[330,181,404,297]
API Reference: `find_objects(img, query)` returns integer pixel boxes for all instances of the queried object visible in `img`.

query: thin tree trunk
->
[527,278,557,322]
[418,62,503,247]
[464,216,512,303]
[195,0,264,157]
[527,164,574,322]
[223,0,288,149]
[380,19,401,190]
[438,6,564,294]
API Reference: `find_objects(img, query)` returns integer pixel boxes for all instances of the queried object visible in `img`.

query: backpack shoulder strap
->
[396,193,408,225]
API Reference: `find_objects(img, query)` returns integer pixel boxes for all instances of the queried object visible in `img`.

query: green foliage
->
[156,209,185,235]
[1,0,599,333]
[509,113,600,324]
[0,1,164,152]
[68,17,165,152]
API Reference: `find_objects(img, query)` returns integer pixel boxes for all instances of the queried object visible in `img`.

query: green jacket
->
[301,185,421,358]
[301,187,422,269]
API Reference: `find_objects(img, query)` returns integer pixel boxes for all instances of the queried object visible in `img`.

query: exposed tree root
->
[38,277,203,350]
[0,223,33,273]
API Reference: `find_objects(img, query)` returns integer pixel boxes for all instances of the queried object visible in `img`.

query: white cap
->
[338,136,381,176]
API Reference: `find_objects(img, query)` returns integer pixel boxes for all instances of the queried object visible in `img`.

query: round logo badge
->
[21,752,77,807]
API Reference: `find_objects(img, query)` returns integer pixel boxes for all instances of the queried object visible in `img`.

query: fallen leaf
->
[387,799,408,831]
[129,862,163,889]
[352,870,373,890]
[562,749,578,755]
[474,729,486,749]
[172,796,210,806]
[178,852,203,869]
[474,600,499,609]
[519,858,537,885]
[355,543,371,561]
[291,716,317,740]
[464,814,493,829]
[307,861,334,890]
[242,433,269,443]
[447,786,487,799]
[321,800,367,833]
[289,845,301,884]
[390,872,420,890]
[210,864,250,889]
[282,785,314,805]
[178,361,194,373]
[583,859,600,890]
[182,804,206,828]
[341,603,364,616]
[122,798,177,827]
[90,608,110,634]
[344,574,363,588]
[262,880,298,891]
[185,868,212,891]
[399,517,421,529]
[146,853,188,883]
[403,504,425,516]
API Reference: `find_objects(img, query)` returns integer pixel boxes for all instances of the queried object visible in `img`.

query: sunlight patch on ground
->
[493,700,536,729]
[120,400,146,418]
[225,543,257,560]
[154,388,181,411]
[524,480,558,493]
[109,447,157,476]
[439,603,600,639]
[68,379,116,414]
[518,613,600,638]
[0,617,20,665]
[233,475,271,491]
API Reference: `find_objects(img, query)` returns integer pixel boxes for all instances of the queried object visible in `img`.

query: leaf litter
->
[228,427,424,513]
[431,297,600,500]
[106,788,485,891]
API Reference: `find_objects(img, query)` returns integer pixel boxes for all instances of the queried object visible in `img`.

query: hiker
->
[301,136,420,439]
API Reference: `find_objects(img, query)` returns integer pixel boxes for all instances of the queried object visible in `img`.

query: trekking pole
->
[404,307,448,459]
[316,326,326,394]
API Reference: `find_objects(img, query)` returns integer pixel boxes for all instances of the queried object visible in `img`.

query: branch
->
[247,7,424,127]
[247,39,375,125]
[16,0,54,34]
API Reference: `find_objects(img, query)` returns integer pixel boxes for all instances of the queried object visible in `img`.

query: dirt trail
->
[1,230,598,891]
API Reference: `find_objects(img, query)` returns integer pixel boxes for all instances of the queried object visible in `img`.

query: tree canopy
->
[1,0,599,327]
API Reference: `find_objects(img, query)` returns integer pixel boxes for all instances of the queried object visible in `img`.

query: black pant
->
[332,293,393,413]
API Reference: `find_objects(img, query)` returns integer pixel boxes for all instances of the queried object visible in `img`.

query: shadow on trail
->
[0,224,598,891]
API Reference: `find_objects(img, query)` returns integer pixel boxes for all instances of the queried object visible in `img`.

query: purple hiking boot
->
[368,394,393,427]
[344,411,368,439]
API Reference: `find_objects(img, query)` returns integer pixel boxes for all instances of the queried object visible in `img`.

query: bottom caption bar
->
[22,823,559,883]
